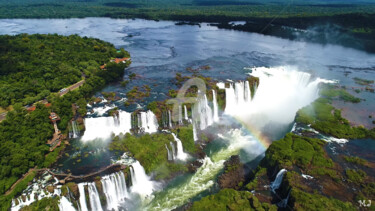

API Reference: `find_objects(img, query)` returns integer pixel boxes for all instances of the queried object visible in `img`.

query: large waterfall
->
[139,111,159,133]
[171,133,189,161]
[81,111,132,141]
[223,66,334,130]
[101,171,128,210]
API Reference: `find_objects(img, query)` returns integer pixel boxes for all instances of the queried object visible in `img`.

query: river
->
[2,18,375,211]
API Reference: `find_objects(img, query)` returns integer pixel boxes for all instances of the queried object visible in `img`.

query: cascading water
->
[145,128,265,210]
[244,81,251,102]
[171,133,189,161]
[58,196,76,211]
[87,182,103,211]
[101,171,128,211]
[69,121,80,138]
[78,183,88,211]
[270,169,287,192]
[11,173,61,211]
[212,90,219,122]
[184,105,188,120]
[178,105,183,125]
[193,94,214,130]
[168,110,172,128]
[130,161,158,197]
[192,123,198,142]
[139,111,159,133]
[223,66,335,132]
[170,141,176,160]
[81,111,131,141]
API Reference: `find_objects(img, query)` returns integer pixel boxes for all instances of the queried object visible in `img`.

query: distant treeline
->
[1,0,375,53]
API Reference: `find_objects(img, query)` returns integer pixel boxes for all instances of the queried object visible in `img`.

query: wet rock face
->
[218,155,245,190]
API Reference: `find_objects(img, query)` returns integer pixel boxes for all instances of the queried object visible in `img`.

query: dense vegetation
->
[0,34,128,108]
[189,188,277,211]
[296,98,375,139]
[109,128,197,179]
[0,34,130,209]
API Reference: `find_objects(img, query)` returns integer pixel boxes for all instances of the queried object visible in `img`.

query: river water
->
[2,18,375,210]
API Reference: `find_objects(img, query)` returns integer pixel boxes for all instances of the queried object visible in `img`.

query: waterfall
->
[166,144,173,161]
[168,110,172,128]
[78,183,88,211]
[170,141,176,160]
[270,169,287,193]
[72,121,79,138]
[101,171,128,211]
[192,123,198,142]
[184,105,188,120]
[139,111,159,133]
[220,67,335,131]
[178,105,183,125]
[171,133,189,161]
[244,81,251,102]
[58,196,76,211]
[130,161,156,197]
[193,94,213,130]
[224,83,237,115]
[81,111,131,141]
[87,182,103,211]
[212,90,219,122]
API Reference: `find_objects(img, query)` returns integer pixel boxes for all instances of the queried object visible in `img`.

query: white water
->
[184,105,188,120]
[88,182,103,211]
[11,173,61,211]
[92,104,115,116]
[212,90,219,122]
[140,111,159,133]
[270,169,287,192]
[130,161,158,197]
[224,66,335,130]
[178,105,183,125]
[70,120,80,138]
[78,183,88,211]
[145,128,264,210]
[192,123,198,142]
[81,111,131,141]
[101,171,128,211]
[58,196,76,211]
[193,94,214,130]
[170,141,176,160]
[171,133,189,161]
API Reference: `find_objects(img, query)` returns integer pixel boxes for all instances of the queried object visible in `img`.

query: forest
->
[0,34,130,203]
[0,34,128,108]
